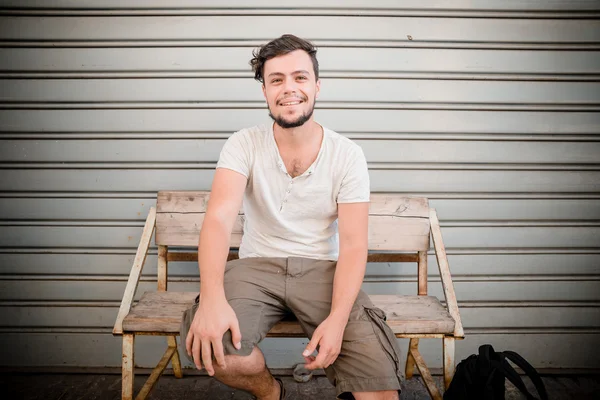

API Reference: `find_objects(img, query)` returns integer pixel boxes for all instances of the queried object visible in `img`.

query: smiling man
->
[182,35,403,400]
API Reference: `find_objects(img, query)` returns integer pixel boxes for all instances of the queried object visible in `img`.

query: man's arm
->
[303,201,369,369]
[185,167,247,375]
[198,168,247,305]
[329,201,369,320]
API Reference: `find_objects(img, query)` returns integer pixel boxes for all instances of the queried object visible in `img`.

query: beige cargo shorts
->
[181,257,403,398]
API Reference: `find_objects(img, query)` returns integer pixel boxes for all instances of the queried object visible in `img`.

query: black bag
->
[443,344,548,400]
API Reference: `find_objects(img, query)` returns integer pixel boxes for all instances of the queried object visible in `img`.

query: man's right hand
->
[185,296,242,376]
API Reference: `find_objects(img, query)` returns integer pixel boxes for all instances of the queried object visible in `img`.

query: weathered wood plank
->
[157,191,211,213]
[155,213,243,247]
[444,337,456,390]
[167,251,419,263]
[430,209,464,338]
[122,334,134,400]
[368,215,430,251]
[122,292,454,335]
[418,250,428,295]
[135,345,176,400]
[157,246,167,292]
[372,295,455,334]
[369,195,430,217]
[167,336,183,379]
[113,208,156,335]
[411,346,443,400]
[406,338,418,379]
[156,212,429,251]
[157,191,429,217]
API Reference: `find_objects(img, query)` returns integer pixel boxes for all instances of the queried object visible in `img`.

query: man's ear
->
[315,79,321,99]
[262,83,267,100]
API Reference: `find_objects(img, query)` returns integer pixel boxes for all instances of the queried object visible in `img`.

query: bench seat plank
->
[123,291,455,335]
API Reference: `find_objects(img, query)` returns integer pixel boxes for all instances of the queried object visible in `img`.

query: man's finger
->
[202,340,214,376]
[212,338,226,369]
[229,318,242,350]
[185,328,194,357]
[303,355,316,370]
[305,351,327,370]
[303,355,316,364]
[192,336,202,370]
[302,333,321,357]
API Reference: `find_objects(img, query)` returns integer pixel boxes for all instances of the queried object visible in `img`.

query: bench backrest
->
[155,191,430,252]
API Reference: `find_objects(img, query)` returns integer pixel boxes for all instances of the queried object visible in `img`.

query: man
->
[182,34,403,400]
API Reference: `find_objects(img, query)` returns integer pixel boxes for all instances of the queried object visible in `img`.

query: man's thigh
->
[326,294,404,397]
[286,258,403,398]
[180,257,288,361]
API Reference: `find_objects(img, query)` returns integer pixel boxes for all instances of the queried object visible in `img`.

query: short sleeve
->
[216,130,253,178]
[337,146,370,203]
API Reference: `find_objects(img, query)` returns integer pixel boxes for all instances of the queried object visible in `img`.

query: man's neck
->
[273,120,322,150]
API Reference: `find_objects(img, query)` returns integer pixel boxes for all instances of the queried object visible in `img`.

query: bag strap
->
[481,345,538,400]
[493,358,538,400]
[502,351,549,400]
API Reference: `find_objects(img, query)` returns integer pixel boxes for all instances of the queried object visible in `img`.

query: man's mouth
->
[278,99,304,106]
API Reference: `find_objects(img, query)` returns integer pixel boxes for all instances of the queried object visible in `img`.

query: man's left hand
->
[302,315,347,370]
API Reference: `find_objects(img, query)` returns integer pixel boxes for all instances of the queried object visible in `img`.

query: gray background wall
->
[0,0,599,372]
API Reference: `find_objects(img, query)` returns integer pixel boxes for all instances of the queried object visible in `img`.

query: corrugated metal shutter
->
[0,0,599,370]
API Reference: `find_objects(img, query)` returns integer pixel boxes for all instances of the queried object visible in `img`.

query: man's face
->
[262,50,320,129]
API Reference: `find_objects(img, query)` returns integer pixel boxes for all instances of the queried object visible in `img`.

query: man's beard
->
[268,102,315,129]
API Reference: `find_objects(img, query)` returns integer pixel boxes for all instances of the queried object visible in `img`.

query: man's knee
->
[352,390,399,400]
[214,346,266,378]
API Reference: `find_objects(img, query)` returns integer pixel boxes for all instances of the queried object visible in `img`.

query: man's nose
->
[282,78,297,94]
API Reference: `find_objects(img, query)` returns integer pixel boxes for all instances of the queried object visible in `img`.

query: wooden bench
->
[113,191,464,400]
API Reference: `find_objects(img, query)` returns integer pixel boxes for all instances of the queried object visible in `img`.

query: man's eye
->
[297,76,307,80]
[272,79,282,83]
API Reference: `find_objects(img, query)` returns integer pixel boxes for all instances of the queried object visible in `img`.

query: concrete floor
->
[3,372,600,399]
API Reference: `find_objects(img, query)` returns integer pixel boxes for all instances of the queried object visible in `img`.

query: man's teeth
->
[281,101,301,106]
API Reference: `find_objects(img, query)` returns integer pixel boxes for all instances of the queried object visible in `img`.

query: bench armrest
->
[430,208,465,338]
[113,207,157,335]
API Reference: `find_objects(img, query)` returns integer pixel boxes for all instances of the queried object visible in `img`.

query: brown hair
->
[250,34,319,83]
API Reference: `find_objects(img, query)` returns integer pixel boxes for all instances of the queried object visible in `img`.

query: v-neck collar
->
[269,122,326,179]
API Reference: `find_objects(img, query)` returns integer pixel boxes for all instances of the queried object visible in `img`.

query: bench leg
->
[443,337,456,390]
[122,334,135,400]
[405,338,418,379]
[168,336,183,378]
[410,343,442,400]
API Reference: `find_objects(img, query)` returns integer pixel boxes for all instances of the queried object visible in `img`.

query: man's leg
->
[181,258,288,399]
[285,258,403,399]
[213,346,281,400]
[352,391,399,400]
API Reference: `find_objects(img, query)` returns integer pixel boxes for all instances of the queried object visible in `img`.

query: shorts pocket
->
[179,299,199,364]
[341,319,379,342]
[364,306,405,381]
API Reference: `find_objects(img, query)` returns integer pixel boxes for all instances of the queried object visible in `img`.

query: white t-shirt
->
[216,122,370,261]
